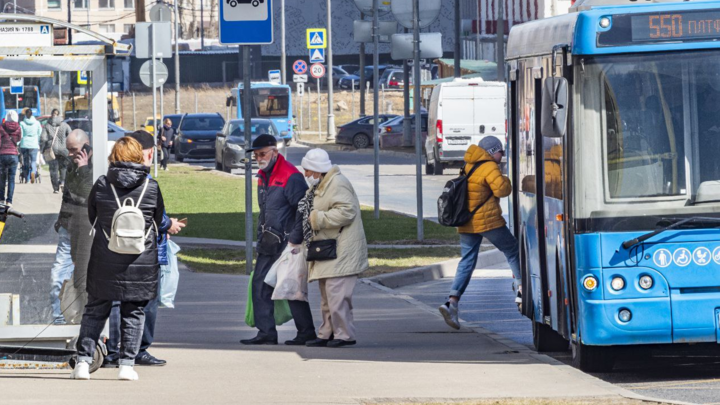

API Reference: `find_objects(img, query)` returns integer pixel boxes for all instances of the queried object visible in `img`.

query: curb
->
[359,278,692,405]
[368,248,505,289]
[296,139,418,159]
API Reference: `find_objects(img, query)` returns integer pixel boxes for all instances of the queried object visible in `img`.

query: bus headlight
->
[639,275,654,290]
[582,276,598,291]
[611,277,625,291]
[599,17,611,29]
[618,309,632,323]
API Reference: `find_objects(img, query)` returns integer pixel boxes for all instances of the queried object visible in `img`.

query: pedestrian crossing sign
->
[306,28,327,49]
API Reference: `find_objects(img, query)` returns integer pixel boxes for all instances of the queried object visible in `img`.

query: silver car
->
[214,118,286,173]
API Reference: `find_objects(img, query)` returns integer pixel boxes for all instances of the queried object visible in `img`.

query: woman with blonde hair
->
[71,136,165,381]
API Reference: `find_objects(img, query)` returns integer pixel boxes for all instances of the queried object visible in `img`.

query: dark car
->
[174,113,226,162]
[335,114,399,149]
[338,65,394,90]
[214,119,286,173]
[379,113,428,154]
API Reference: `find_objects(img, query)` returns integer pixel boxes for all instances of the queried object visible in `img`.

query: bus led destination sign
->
[632,11,720,42]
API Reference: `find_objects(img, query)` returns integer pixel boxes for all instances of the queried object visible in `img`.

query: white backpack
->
[95,179,156,255]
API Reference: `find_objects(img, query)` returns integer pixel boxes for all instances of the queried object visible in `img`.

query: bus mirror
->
[541,77,569,138]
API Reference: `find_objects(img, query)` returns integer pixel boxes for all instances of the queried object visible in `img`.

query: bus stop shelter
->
[0,14,129,368]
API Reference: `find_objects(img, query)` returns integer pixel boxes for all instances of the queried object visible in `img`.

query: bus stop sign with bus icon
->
[219,0,272,44]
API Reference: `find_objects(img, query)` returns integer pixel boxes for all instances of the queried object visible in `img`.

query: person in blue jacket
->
[103,131,185,367]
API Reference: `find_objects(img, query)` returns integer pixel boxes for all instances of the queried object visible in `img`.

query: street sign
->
[306,28,327,49]
[351,0,392,16]
[353,20,396,43]
[9,78,22,95]
[293,74,308,83]
[150,3,173,22]
[136,22,173,59]
[77,71,88,85]
[297,83,304,97]
[0,23,52,47]
[268,69,281,84]
[219,0,273,44]
[292,60,307,75]
[139,60,169,88]
[309,48,325,64]
[391,0,442,29]
[310,63,326,79]
[391,33,443,60]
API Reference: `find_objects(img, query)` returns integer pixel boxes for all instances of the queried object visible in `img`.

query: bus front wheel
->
[532,321,569,352]
[571,340,615,373]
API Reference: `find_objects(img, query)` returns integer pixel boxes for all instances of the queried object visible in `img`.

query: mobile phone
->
[178,218,188,225]
[81,144,92,155]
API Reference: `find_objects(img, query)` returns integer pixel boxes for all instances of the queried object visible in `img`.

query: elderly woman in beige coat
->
[296,149,368,348]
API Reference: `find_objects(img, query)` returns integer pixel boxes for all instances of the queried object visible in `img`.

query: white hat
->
[5,110,17,123]
[301,148,332,173]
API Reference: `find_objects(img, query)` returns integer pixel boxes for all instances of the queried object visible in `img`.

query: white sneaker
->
[439,301,460,330]
[70,361,90,380]
[118,365,139,381]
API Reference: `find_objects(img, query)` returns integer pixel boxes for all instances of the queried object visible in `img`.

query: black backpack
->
[437,161,490,227]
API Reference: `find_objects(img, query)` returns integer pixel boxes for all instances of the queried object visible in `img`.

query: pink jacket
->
[0,121,21,156]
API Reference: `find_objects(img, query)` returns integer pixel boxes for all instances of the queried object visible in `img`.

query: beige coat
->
[308,166,369,282]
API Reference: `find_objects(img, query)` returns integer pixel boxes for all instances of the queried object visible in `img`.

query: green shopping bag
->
[245,270,294,327]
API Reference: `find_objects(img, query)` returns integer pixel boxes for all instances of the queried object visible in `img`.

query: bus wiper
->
[621,217,720,250]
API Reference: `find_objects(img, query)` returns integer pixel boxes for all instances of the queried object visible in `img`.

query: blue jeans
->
[450,226,521,299]
[50,226,75,319]
[20,148,37,182]
[0,154,18,203]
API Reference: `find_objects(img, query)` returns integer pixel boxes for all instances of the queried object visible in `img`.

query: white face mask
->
[305,175,320,187]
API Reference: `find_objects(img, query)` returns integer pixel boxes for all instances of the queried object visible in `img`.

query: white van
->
[425,78,507,175]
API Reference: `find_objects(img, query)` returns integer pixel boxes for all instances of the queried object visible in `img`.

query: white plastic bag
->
[264,246,290,288]
[271,245,309,302]
[159,239,181,308]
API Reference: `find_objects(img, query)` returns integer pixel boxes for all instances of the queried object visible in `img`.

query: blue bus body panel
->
[237,82,293,141]
[575,231,720,346]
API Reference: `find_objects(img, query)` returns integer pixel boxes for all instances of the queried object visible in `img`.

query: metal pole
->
[67,0,72,44]
[174,0,180,114]
[132,91,136,129]
[317,79,322,138]
[381,84,385,114]
[300,91,303,131]
[403,53,411,146]
[454,0,461,78]
[326,0,336,140]
[413,0,424,241]
[280,0,286,84]
[476,0,481,60]
[306,85,311,130]
[152,24,159,178]
[372,0,380,219]
[359,12,366,118]
[195,90,198,113]
[497,0,506,81]
[351,80,355,119]
[160,84,164,121]
[200,0,205,50]
[43,93,47,115]
[58,73,63,117]
[242,46,253,276]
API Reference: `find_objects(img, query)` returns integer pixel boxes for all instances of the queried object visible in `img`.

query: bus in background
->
[507,0,720,372]
[64,93,121,126]
[234,82,293,144]
[1,86,41,119]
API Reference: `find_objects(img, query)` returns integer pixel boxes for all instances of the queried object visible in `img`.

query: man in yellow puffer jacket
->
[438,137,521,330]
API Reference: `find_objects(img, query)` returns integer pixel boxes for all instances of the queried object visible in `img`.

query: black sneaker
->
[135,353,167,366]
[284,336,317,346]
[305,338,331,347]
[327,339,357,348]
[240,336,278,345]
[102,357,119,368]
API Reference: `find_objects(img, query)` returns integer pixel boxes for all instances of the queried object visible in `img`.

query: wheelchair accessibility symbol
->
[673,248,692,267]
[227,0,263,7]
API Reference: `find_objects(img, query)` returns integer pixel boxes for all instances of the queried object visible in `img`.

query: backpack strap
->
[135,179,150,208]
[110,183,122,208]
[466,161,492,216]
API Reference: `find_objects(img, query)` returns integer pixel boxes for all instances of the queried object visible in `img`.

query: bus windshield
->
[241,88,290,118]
[581,51,720,215]
[3,88,38,111]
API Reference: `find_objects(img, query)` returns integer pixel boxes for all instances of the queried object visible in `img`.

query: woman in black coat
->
[71,136,165,381]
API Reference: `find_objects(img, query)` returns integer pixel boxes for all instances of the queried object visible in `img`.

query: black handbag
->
[307,227,344,262]
[257,225,286,256]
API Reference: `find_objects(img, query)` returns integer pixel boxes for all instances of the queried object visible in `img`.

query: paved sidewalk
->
[2,263,639,404]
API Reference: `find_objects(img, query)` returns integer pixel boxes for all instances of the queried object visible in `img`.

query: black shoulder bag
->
[307,227,344,262]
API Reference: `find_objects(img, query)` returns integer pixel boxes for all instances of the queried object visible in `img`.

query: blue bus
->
[0,86,41,119]
[236,82,293,144]
[507,0,720,372]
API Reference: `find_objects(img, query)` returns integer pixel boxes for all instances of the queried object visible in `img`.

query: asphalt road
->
[398,268,720,405]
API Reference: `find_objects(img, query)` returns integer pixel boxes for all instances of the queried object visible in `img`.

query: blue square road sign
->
[309,48,325,63]
[219,0,273,45]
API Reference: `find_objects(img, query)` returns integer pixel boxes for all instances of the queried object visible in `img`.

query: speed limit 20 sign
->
[310,63,326,79]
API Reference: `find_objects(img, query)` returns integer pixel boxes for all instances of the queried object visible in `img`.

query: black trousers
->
[160,147,169,169]
[107,292,159,360]
[252,253,316,340]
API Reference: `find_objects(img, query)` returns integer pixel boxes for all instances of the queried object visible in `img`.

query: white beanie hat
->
[5,110,17,123]
[302,148,333,173]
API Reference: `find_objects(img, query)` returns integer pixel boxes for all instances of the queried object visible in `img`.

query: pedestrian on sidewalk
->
[19,109,42,184]
[0,111,21,206]
[299,149,368,348]
[438,137,520,330]
[158,118,175,171]
[41,109,72,194]
[240,134,317,346]
[71,136,165,381]
[103,130,185,368]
